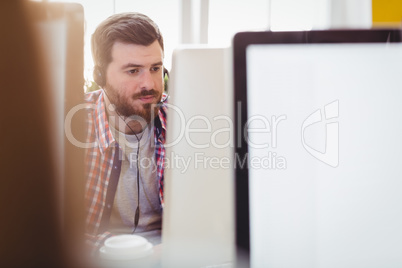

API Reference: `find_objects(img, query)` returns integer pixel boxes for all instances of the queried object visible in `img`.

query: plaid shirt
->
[84,90,167,253]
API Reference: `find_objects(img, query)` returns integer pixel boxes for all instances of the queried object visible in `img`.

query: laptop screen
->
[233,29,402,268]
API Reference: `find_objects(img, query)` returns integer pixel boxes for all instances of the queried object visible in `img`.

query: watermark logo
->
[64,100,340,170]
[301,100,339,167]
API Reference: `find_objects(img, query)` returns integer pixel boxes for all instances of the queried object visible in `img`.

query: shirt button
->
[107,204,111,209]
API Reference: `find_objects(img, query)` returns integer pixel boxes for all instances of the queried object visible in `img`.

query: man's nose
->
[139,70,155,90]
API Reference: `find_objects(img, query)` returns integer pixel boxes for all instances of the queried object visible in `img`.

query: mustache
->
[131,89,158,100]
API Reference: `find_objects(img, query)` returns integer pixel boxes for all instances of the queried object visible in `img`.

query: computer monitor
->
[31,1,86,261]
[233,29,402,268]
[162,46,235,267]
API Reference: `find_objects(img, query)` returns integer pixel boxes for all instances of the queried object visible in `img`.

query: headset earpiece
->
[163,67,169,79]
[93,66,106,88]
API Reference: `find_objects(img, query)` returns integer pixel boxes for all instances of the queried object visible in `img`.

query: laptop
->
[233,29,402,268]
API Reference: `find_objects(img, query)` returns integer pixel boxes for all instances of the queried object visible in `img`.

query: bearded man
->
[84,12,167,254]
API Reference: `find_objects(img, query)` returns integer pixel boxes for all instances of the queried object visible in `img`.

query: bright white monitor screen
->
[246,43,402,268]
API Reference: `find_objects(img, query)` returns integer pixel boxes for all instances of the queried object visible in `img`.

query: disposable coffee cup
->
[99,234,153,264]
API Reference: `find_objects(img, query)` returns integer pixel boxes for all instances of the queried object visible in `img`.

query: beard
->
[104,83,162,123]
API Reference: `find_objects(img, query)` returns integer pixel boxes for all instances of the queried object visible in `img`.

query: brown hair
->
[91,12,164,86]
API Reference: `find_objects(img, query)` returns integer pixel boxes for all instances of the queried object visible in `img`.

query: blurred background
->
[42,0,401,88]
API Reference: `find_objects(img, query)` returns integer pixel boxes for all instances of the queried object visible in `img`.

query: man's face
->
[104,40,164,123]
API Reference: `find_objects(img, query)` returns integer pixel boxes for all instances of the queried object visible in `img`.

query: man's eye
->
[128,69,139,74]
[151,67,161,72]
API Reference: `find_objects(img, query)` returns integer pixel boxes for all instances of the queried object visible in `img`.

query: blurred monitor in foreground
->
[1,1,85,267]
[233,29,402,268]
[162,46,235,267]
[31,1,86,265]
